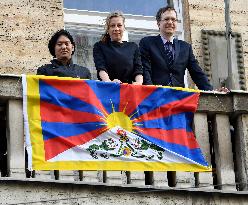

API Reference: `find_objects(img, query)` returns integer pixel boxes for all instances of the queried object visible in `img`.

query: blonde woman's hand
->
[132,81,142,85]
[112,79,122,83]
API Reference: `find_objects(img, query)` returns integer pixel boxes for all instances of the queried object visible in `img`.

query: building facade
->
[185,0,248,89]
[0,0,64,74]
[1,1,248,204]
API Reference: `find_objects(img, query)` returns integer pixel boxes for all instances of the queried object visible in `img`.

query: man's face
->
[157,10,177,38]
[54,35,74,62]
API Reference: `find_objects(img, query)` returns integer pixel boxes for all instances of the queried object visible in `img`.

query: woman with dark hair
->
[93,11,143,84]
[37,29,91,79]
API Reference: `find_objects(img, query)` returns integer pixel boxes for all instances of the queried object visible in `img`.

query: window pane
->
[69,30,101,79]
[64,0,167,16]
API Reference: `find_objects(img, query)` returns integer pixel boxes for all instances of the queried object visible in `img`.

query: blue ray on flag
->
[39,80,102,116]
[138,112,193,131]
[130,87,195,120]
[85,80,121,114]
[42,121,105,140]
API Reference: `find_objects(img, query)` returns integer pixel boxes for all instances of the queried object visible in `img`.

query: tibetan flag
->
[22,75,211,171]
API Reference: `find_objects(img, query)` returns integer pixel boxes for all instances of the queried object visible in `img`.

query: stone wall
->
[1,179,248,205]
[0,0,64,75]
[187,0,248,89]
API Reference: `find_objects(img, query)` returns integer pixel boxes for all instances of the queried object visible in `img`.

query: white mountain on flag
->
[49,126,194,164]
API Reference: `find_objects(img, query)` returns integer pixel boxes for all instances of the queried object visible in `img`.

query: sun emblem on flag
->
[106,111,133,132]
[98,98,144,137]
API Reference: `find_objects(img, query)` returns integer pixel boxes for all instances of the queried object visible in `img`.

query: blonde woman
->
[93,11,143,84]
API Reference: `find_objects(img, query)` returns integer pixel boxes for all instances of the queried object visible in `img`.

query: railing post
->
[129,171,145,186]
[81,171,104,183]
[234,114,248,190]
[105,171,128,185]
[6,99,25,178]
[54,171,79,181]
[153,172,168,187]
[194,113,213,189]
[212,114,236,190]
[175,172,195,188]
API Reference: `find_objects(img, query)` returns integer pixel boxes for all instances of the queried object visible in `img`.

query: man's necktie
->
[164,41,174,69]
[164,41,174,86]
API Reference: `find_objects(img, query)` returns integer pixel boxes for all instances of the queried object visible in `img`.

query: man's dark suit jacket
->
[139,35,213,90]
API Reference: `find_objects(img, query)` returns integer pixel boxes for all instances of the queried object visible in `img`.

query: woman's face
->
[108,16,125,43]
[54,35,74,62]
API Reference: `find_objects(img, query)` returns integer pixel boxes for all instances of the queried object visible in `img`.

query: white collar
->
[160,35,174,44]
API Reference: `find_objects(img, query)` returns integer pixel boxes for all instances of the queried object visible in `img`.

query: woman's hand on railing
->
[112,79,122,83]
[132,81,142,85]
[215,87,230,93]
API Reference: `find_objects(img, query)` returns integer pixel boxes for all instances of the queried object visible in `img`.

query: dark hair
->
[101,11,125,43]
[156,6,177,23]
[48,29,75,57]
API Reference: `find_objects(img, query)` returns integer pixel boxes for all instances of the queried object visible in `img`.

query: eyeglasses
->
[161,18,178,23]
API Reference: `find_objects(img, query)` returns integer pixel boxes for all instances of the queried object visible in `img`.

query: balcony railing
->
[1,74,248,191]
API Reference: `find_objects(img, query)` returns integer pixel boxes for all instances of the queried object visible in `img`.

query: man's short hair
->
[48,29,75,57]
[156,6,177,23]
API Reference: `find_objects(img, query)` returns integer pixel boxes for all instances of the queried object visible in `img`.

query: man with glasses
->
[139,6,212,90]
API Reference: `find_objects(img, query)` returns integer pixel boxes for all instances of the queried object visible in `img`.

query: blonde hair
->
[101,11,125,43]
